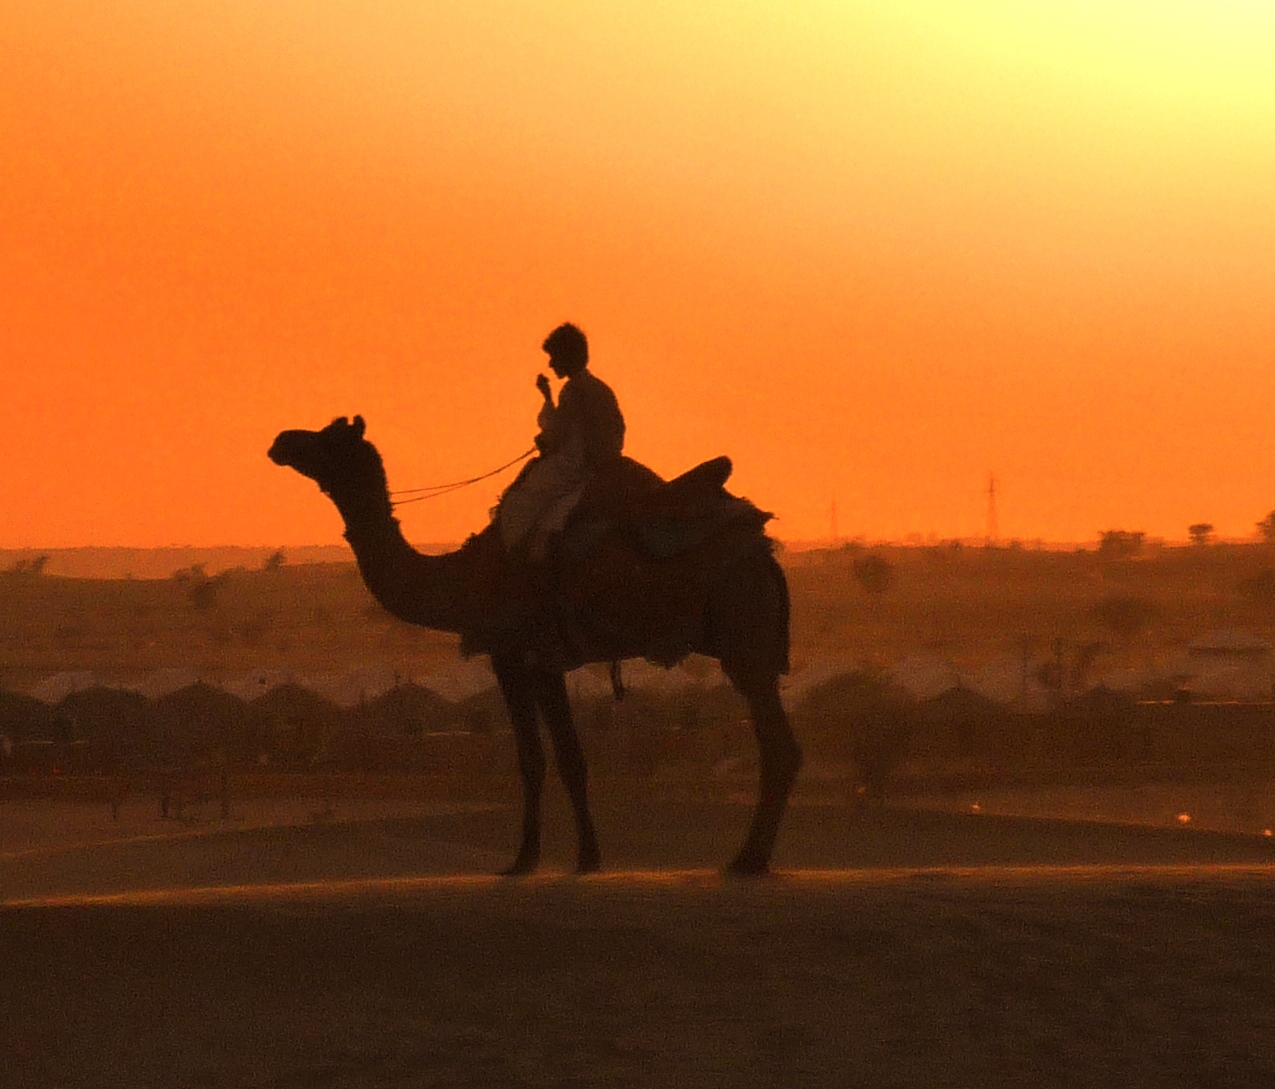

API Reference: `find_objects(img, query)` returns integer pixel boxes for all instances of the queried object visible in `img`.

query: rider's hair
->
[542,323,588,372]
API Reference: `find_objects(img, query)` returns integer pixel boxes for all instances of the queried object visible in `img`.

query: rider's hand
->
[535,373,552,399]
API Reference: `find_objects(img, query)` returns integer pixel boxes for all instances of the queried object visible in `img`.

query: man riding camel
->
[497,322,625,558]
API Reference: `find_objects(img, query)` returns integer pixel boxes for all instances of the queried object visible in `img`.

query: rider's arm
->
[533,373,559,453]
[534,379,562,453]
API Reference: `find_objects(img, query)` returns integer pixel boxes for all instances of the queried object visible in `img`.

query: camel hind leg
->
[724,668,802,875]
[709,545,799,873]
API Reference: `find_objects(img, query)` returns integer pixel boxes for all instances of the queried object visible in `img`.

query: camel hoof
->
[725,856,770,877]
[575,855,602,875]
[500,856,539,877]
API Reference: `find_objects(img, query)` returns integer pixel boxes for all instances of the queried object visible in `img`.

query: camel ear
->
[352,415,366,439]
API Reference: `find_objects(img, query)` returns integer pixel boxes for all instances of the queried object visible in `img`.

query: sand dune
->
[5,800,1275,1087]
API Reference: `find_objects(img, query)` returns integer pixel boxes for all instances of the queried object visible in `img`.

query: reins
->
[390,448,535,506]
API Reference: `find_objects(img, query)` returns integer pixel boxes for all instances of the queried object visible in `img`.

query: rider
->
[497,322,625,557]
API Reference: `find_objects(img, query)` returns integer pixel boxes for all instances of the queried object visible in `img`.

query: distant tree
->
[1087,593,1159,640]
[176,565,231,611]
[6,554,49,576]
[1097,530,1144,560]
[853,553,894,595]
[1188,523,1214,546]
[1258,511,1275,543]
[262,549,286,572]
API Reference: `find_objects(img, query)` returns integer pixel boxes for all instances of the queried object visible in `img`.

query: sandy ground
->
[4,794,1275,1087]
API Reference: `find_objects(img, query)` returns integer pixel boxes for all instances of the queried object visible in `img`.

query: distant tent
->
[967,654,1052,713]
[152,682,250,764]
[219,668,299,702]
[450,685,510,736]
[346,682,453,737]
[889,654,961,702]
[315,663,401,708]
[415,659,499,704]
[31,671,97,704]
[0,687,54,742]
[248,683,344,767]
[790,669,912,727]
[779,655,861,711]
[133,667,202,701]
[56,686,151,768]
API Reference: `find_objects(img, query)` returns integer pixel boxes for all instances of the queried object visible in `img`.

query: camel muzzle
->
[267,431,307,467]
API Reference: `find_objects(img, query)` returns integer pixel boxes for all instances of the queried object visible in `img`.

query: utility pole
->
[986,474,999,545]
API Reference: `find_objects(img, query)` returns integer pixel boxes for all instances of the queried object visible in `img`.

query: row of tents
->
[18,625,1275,717]
[4,630,1272,781]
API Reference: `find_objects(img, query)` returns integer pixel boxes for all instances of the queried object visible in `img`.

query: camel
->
[268,416,801,874]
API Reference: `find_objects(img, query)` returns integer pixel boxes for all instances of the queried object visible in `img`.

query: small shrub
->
[1188,523,1214,546]
[6,555,48,576]
[853,553,894,595]
[1098,530,1144,560]
[1088,593,1159,639]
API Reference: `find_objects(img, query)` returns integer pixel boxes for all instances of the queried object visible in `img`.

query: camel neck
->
[332,490,467,635]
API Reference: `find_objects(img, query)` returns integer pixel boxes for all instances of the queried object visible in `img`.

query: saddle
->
[567,455,770,561]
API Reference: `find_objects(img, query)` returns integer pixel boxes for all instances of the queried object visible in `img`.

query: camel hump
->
[666,456,732,494]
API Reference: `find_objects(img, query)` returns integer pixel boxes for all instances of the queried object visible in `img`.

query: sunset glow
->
[3,2,1273,547]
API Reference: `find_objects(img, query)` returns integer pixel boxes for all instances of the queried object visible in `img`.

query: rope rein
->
[390,447,535,506]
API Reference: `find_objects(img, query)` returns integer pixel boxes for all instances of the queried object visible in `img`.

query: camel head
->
[268,416,388,502]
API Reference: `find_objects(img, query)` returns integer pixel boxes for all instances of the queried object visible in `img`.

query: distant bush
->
[1087,593,1159,639]
[792,670,912,796]
[1188,523,1215,546]
[173,565,231,611]
[853,553,894,595]
[1098,530,1144,559]
[1259,511,1275,543]
[5,555,48,576]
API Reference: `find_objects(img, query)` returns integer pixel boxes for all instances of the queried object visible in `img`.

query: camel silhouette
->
[268,416,801,874]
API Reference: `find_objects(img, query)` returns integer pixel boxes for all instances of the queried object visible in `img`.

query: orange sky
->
[3,2,1274,548]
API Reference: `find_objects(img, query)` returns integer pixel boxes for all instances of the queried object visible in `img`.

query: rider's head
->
[542,322,588,379]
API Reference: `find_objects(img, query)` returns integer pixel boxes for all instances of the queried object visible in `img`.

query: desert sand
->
[4,793,1275,1087]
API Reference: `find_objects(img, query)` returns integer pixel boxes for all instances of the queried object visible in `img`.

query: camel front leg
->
[493,653,546,875]
[532,667,601,874]
[726,672,802,875]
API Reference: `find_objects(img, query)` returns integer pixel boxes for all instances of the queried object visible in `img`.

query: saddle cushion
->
[569,455,770,560]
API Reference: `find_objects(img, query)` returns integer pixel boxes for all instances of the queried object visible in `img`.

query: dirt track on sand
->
[4,799,1275,1087]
